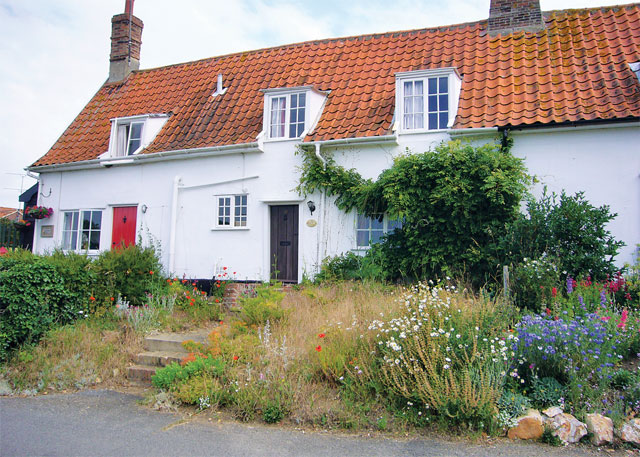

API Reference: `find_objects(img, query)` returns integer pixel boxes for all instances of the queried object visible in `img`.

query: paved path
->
[0,390,630,456]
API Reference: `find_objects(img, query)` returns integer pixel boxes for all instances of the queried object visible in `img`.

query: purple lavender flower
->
[567,276,574,294]
[600,289,607,308]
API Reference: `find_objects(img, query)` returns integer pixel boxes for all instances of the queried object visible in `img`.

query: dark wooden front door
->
[112,206,137,249]
[270,205,299,283]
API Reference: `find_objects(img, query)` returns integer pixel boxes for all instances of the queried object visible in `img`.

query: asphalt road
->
[0,390,630,457]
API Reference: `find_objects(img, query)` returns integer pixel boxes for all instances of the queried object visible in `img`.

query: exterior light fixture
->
[307,200,316,215]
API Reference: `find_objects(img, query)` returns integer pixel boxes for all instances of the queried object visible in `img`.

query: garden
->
[1,140,639,448]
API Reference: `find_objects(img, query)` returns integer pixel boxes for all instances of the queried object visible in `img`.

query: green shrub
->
[238,284,287,326]
[316,252,363,282]
[91,244,164,306]
[531,377,565,407]
[497,391,532,428]
[511,255,560,310]
[0,259,83,357]
[500,189,624,281]
[297,140,529,285]
[151,355,225,390]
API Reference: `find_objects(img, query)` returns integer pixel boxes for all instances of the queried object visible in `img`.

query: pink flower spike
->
[617,308,628,328]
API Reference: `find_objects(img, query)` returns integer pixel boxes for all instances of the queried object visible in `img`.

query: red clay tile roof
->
[33,4,640,167]
[0,207,22,221]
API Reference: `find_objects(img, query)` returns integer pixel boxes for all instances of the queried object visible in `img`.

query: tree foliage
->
[298,140,529,284]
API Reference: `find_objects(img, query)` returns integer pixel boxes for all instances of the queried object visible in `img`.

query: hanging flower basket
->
[24,206,53,219]
[13,219,32,228]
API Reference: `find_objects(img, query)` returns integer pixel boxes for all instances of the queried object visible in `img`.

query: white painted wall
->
[33,122,639,280]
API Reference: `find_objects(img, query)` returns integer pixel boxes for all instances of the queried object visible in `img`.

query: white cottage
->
[28,0,640,282]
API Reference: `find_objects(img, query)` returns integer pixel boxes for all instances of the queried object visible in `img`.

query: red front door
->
[112,206,137,249]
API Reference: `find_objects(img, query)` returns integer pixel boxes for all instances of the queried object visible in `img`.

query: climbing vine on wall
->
[297,139,530,284]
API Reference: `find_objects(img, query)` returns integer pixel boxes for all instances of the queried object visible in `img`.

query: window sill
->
[263,137,303,144]
[211,227,250,231]
[397,128,450,135]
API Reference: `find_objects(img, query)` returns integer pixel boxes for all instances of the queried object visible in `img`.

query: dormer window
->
[261,86,328,142]
[106,114,170,159]
[268,92,306,139]
[396,68,461,133]
[117,121,144,156]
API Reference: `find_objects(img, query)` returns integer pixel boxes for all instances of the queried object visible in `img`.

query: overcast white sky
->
[0,0,625,208]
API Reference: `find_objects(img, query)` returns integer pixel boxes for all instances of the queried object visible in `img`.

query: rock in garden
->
[0,379,13,396]
[548,413,587,444]
[585,413,613,445]
[542,406,563,418]
[507,409,544,440]
[621,419,640,446]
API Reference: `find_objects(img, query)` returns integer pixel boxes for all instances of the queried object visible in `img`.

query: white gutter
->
[508,121,640,135]
[448,127,498,137]
[28,142,261,173]
[307,134,398,148]
[449,121,639,137]
[168,175,182,274]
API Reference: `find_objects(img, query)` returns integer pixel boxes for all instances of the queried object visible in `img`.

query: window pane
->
[371,229,384,244]
[428,113,438,130]
[428,77,437,94]
[81,231,89,250]
[415,80,423,95]
[357,214,370,230]
[89,231,100,250]
[241,195,247,205]
[439,94,448,111]
[92,211,102,229]
[82,211,91,230]
[371,216,383,230]
[428,95,437,112]
[62,231,71,250]
[356,231,370,247]
[404,81,413,96]
[63,212,74,231]
[439,112,448,129]
[71,232,78,251]
[439,76,448,93]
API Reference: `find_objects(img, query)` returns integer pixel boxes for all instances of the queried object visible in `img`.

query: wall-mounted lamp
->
[307,200,316,215]
[141,204,148,214]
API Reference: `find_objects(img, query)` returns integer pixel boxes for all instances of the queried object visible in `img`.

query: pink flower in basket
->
[25,206,53,219]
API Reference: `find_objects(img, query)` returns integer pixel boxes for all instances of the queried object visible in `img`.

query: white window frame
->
[110,117,146,157]
[263,89,309,140]
[396,68,461,134]
[354,213,402,249]
[214,194,248,229]
[61,209,103,253]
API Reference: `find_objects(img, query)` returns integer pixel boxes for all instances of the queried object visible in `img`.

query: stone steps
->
[127,329,212,384]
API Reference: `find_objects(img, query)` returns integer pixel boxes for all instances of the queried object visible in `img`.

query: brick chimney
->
[108,0,143,83]
[487,0,545,36]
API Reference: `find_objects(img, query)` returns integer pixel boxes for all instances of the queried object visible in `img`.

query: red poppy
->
[149,270,154,275]
[182,279,187,284]
[318,333,326,338]
[90,296,96,301]
[315,345,322,352]
[110,297,114,301]
[219,320,224,325]
[223,267,227,270]
[166,279,172,284]
[215,299,220,303]
[233,356,239,361]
